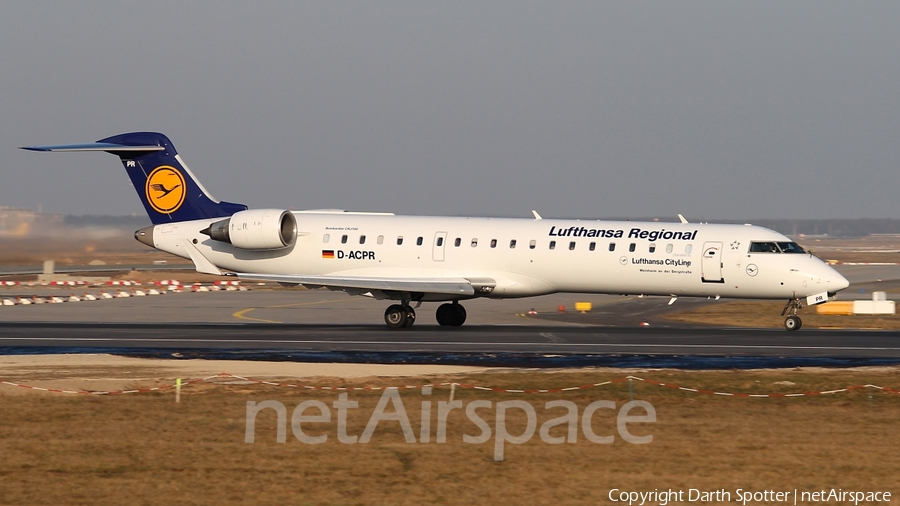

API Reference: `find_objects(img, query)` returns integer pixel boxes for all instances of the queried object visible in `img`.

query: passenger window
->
[609,243,616,252]
[341,235,348,244]
[471,238,478,247]
[629,243,636,252]
[323,234,330,243]
[529,240,536,250]
[377,235,384,245]
[455,238,461,247]
[359,235,366,245]
[417,237,424,246]
[490,239,497,248]
[685,244,692,255]
[549,241,556,250]
[510,239,517,249]
[649,243,656,253]
[397,236,403,245]
[569,241,576,250]
[436,237,444,247]
[666,244,673,254]
[589,242,596,251]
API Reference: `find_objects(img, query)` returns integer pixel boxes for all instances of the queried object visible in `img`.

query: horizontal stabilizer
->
[21,132,248,225]
[20,143,164,153]
[235,273,480,296]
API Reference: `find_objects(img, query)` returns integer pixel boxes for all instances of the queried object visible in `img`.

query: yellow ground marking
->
[232,308,280,323]
[232,298,351,323]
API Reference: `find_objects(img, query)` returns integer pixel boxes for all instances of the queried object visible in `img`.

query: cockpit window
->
[749,242,779,253]
[776,242,805,253]
[748,241,806,253]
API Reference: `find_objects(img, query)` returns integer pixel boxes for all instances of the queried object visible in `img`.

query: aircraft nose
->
[826,268,850,292]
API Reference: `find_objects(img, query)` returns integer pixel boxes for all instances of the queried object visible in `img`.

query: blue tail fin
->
[22,132,247,225]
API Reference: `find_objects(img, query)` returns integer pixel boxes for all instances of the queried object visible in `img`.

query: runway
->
[0,286,898,367]
[0,321,898,358]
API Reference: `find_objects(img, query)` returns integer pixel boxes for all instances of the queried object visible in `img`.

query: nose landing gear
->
[781,298,803,331]
[784,315,802,331]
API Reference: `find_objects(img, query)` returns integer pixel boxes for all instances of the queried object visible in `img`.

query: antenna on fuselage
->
[678,214,688,224]
[532,210,543,220]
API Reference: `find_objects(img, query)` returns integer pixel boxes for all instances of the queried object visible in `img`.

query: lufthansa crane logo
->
[145,166,186,214]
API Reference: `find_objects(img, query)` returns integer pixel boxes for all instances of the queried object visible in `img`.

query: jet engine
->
[201,209,297,250]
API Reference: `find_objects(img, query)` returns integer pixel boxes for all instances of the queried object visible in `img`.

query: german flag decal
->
[322,250,335,259]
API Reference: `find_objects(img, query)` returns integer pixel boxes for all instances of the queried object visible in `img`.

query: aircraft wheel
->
[384,304,408,328]
[436,303,455,326]
[404,307,416,327]
[784,315,802,331]
[451,304,467,326]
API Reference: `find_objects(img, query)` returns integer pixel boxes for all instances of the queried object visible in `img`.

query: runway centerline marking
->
[232,297,352,323]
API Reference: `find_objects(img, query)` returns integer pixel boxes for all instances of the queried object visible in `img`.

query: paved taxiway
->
[0,276,898,359]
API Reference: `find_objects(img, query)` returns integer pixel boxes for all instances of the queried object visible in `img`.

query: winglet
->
[532,210,543,220]
[678,214,689,224]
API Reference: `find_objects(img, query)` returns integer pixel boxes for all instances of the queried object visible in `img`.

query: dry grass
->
[664,300,900,329]
[1,369,898,505]
[801,236,900,264]
[0,235,184,267]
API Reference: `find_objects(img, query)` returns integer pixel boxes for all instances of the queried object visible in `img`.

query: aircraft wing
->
[234,272,496,296]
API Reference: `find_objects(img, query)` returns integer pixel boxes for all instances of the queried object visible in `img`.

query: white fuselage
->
[148,212,848,302]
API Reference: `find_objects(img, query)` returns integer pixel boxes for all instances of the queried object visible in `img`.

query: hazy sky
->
[2,2,898,220]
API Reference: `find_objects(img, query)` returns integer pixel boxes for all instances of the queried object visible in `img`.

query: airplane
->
[22,132,850,331]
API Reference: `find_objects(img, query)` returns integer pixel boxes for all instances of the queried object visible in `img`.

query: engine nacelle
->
[202,209,297,250]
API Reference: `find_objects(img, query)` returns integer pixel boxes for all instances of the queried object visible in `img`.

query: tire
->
[451,304,467,326]
[404,307,416,327]
[384,304,408,328]
[784,315,802,331]
[436,303,454,326]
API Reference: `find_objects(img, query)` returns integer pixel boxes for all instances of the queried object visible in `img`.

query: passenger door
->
[701,241,724,283]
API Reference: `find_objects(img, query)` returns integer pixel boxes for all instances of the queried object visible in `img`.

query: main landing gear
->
[383,301,468,328]
[781,298,803,331]
[384,304,416,328]
[435,302,467,327]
